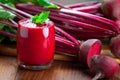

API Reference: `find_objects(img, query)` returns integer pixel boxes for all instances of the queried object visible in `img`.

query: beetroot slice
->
[110,35,120,58]
[90,55,119,79]
[78,39,102,67]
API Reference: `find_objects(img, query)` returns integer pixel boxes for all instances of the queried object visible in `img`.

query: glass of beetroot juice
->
[17,15,55,70]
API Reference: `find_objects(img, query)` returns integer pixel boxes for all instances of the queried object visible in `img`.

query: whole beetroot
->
[101,0,120,20]
[90,55,119,80]
[110,35,120,58]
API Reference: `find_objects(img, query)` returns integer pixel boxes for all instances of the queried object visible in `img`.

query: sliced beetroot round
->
[110,35,120,58]
[78,39,102,67]
[90,55,119,79]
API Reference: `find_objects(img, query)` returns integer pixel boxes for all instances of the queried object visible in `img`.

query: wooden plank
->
[0,44,16,56]
[0,56,18,80]
[15,61,91,80]
[15,60,120,80]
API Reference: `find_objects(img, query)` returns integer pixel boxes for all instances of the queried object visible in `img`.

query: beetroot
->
[78,39,102,67]
[115,19,120,33]
[101,0,120,20]
[90,55,119,79]
[110,35,120,58]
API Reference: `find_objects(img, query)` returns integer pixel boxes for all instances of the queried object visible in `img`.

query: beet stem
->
[0,3,32,18]
[0,30,16,38]
[9,19,18,27]
[52,1,68,9]
[55,26,80,46]
[65,1,99,8]
[0,20,17,28]
[15,3,117,34]
[72,3,101,12]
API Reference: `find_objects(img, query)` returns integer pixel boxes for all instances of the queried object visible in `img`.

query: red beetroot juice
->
[17,19,55,70]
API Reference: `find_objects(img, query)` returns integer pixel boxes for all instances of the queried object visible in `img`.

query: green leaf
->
[0,9,16,20]
[32,11,50,24]
[6,3,16,8]
[4,26,17,42]
[0,24,17,43]
[19,0,37,3]
[37,0,59,9]
[0,24,4,30]
[0,0,20,7]
[0,6,3,9]
[44,5,59,9]
[9,37,16,41]
[4,26,17,34]
[0,0,18,4]
[0,34,5,42]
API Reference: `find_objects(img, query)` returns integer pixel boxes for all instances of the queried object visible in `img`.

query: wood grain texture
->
[15,61,120,80]
[0,44,16,56]
[15,61,91,80]
[0,56,18,80]
[0,55,119,80]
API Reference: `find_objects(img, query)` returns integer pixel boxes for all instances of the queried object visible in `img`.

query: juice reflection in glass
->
[17,19,55,70]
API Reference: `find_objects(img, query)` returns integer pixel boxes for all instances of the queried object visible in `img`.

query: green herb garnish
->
[37,0,59,9]
[31,11,50,24]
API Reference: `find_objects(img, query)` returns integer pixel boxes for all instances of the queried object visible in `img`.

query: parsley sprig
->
[31,11,50,24]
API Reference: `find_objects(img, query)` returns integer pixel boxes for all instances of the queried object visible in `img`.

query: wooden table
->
[0,54,120,80]
[0,42,118,80]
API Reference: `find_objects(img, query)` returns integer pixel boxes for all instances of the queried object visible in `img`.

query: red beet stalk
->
[55,26,80,46]
[65,1,99,8]
[0,20,17,28]
[59,8,119,32]
[71,3,101,13]
[15,3,119,36]
[21,7,115,35]
[0,30,16,38]
[55,36,80,56]
[53,22,114,39]
[15,4,116,39]
[0,3,32,18]
[28,4,115,32]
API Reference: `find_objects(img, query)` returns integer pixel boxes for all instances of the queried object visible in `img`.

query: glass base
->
[19,61,53,70]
